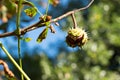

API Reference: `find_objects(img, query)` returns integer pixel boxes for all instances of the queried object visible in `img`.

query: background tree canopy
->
[0,0,120,80]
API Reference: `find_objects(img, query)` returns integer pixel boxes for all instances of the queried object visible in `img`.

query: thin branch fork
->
[0,0,94,38]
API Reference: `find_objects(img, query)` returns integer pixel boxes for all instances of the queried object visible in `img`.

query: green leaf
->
[24,37,32,42]
[24,7,37,17]
[21,37,32,42]
[36,27,49,43]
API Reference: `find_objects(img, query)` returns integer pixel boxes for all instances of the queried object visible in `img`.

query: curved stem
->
[16,0,24,80]
[18,38,24,80]
[0,42,30,80]
[71,13,77,29]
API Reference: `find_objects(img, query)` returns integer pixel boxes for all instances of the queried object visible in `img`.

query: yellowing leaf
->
[36,28,49,43]
[24,7,37,17]
[24,37,32,42]
[20,37,32,42]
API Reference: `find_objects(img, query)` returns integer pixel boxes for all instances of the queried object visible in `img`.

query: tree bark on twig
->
[0,0,94,38]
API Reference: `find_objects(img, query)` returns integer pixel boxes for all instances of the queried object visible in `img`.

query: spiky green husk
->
[66,28,88,48]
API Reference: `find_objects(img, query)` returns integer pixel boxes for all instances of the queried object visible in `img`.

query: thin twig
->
[16,0,24,79]
[0,0,94,38]
[0,42,31,80]
[71,13,77,29]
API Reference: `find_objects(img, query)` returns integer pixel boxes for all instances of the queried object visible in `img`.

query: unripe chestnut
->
[66,28,88,47]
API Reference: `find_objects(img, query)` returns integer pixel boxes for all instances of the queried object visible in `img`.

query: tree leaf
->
[20,37,32,42]
[36,27,49,43]
[24,7,37,17]
[24,37,32,42]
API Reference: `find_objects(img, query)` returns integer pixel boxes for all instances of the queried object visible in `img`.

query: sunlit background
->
[0,0,120,80]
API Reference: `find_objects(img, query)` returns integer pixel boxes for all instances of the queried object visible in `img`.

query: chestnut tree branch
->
[0,0,94,38]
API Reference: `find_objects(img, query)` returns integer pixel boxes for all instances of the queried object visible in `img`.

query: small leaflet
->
[24,7,37,17]
[36,27,49,43]
[24,37,32,42]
